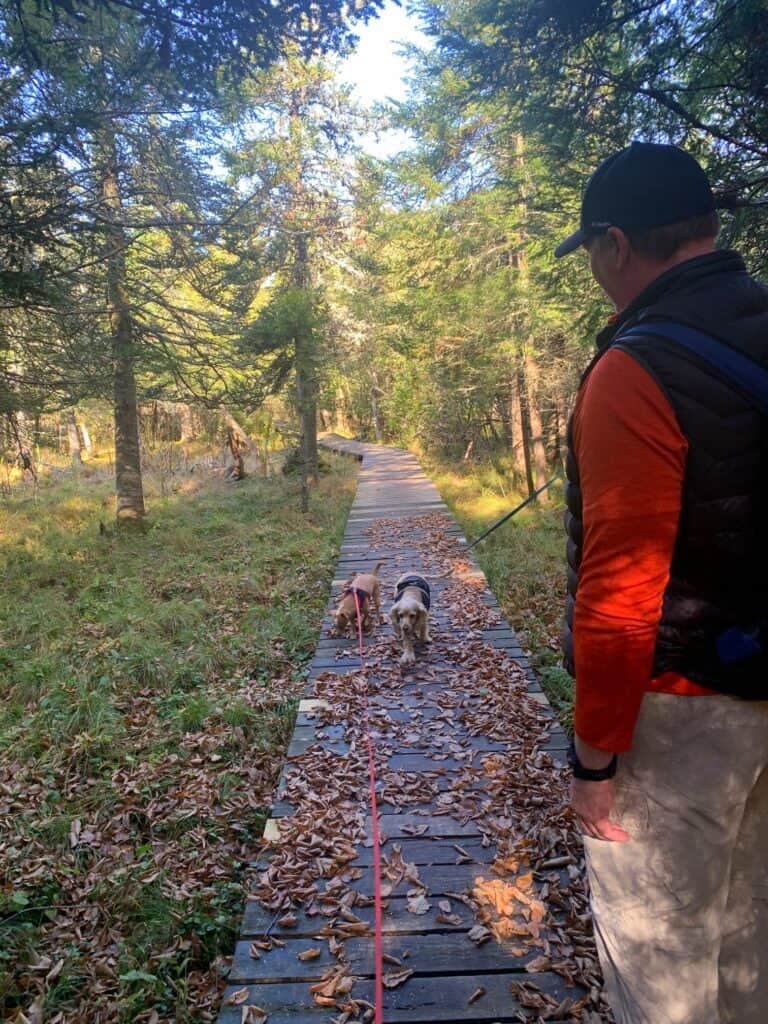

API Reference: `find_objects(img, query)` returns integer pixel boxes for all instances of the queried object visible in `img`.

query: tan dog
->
[333,562,384,636]
[390,573,431,666]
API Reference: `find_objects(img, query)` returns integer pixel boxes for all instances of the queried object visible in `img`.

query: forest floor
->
[425,456,573,730]
[0,448,357,1023]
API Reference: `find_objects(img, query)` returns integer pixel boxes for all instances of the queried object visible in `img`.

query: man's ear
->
[606,225,632,269]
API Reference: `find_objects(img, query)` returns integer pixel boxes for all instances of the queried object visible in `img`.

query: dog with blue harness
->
[390,573,432,666]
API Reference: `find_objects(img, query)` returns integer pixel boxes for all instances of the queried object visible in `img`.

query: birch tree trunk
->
[79,420,93,455]
[178,403,196,444]
[66,409,83,467]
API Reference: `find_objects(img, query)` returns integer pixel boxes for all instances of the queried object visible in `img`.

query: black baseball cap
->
[554,141,716,258]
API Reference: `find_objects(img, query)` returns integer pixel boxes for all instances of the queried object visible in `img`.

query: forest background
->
[1,0,767,1021]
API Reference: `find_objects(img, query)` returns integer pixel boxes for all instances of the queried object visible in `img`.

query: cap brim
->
[554,228,587,259]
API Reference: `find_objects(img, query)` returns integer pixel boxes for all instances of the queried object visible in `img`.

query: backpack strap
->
[617,321,768,417]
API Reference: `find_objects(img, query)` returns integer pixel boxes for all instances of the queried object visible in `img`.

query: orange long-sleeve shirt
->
[572,347,715,753]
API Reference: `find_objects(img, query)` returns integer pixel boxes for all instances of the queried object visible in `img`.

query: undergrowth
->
[424,455,573,730]
[0,452,357,1022]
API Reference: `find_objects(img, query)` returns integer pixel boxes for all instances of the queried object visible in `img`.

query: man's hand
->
[570,776,630,842]
[570,735,630,842]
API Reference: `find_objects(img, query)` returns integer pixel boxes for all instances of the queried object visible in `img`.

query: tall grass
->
[0,451,357,1021]
[426,455,574,728]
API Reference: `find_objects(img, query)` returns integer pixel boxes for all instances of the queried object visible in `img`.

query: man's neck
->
[615,240,717,313]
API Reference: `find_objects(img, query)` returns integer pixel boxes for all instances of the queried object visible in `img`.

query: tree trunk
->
[515,365,535,497]
[223,410,255,452]
[371,384,383,443]
[525,352,550,504]
[79,420,93,455]
[178,403,196,443]
[6,411,36,478]
[509,373,527,483]
[497,393,513,448]
[292,233,318,488]
[295,356,310,513]
[226,427,246,480]
[66,409,83,467]
[102,141,145,526]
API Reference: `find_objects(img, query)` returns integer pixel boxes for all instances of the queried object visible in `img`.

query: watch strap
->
[568,739,618,781]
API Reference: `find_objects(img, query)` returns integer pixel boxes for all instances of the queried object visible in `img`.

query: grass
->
[0,448,357,1022]
[424,454,574,729]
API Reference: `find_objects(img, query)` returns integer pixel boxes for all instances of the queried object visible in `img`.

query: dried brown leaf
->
[406,894,430,915]
[382,968,414,989]
[467,925,492,946]
[241,1008,269,1024]
[225,987,250,1005]
[297,948,322,962]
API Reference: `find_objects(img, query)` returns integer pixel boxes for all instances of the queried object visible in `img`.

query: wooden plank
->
[242,894,478,939]
[351,836,496,867]
[230,930,537,984]
[251,837,496,872]
[332,861,501,897]
[218,972,581,1023]
[375,813,484,839]
[217,440,577,1024]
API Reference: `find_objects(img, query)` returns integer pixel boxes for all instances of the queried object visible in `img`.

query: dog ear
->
[389,604,402,638]
[416,604,428,637]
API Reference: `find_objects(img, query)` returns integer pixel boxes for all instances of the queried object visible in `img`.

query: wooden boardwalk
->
[218,440,601,1024]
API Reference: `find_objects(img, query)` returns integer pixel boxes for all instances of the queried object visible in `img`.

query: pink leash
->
[353,590,384,1024]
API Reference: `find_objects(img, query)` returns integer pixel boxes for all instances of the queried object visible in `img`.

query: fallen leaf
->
[225,987,250,1005]
[383,968,414,989]
[241,1008,269,1024]
[467,925,492,946]
[45,960,64,983]
[406,894,430,915]
[298,948,322,962]
[436,912,463,926]
[314,995,337,1007]
[401,824,428,836]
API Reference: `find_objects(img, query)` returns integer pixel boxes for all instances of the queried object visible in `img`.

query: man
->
[556,142,768,1024]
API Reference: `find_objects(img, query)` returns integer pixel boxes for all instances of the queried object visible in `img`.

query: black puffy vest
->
[563,251,768,697]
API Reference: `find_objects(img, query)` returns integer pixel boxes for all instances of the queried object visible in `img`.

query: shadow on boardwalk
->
[219,438,609,1024]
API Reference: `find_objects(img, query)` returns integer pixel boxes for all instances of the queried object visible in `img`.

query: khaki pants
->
[584,692,768,1024]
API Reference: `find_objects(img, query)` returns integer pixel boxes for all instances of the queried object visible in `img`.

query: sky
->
[338,1,431,157]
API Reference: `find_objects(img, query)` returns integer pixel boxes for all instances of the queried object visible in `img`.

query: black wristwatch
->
[568,739,618,781]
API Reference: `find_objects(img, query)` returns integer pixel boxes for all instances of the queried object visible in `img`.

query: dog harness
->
[342,585,371,606]
[394,575,431,610]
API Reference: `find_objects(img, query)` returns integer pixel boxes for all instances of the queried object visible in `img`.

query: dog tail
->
[371,561,384,576]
